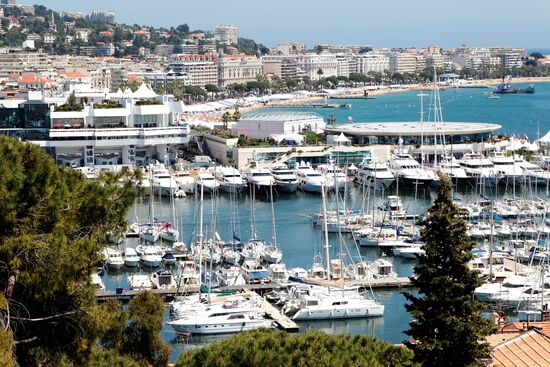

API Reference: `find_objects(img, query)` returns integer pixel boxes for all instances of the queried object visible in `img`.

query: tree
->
[530,52,544,59]
[232,108,241,121]
[204,84,219,94]
[176,329,418,367]
[222,111,232,130]
[317,68,324,78]
[404,173,493,367]
[122,292,170,367]
[0,136,140,366]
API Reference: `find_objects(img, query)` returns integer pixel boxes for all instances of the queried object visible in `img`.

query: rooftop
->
[324,121,501,137]
[240,112,323,122]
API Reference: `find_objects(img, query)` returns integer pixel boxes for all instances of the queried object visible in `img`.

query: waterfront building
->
[336,55,350,78]
[232,112,325,140]
[354,53,390,74]
[168,61,218,87]
[0,86,190,168]
[262,54,338,80]
[180,44,200,55]
[216,55,262,88]
[426,53,445,70]
[389,52,418,73]
[214,24,238,45]
[154,44,175,57]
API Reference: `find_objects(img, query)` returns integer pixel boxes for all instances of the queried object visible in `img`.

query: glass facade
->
[354,133,492,146]
[22,103,50,128]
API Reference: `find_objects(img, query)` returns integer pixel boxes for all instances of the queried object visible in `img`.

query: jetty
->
[328,95,376,100]
[251,293,300,332]
[302,276,413,290]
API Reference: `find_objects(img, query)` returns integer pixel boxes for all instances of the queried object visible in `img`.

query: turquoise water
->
[255,82,550,140]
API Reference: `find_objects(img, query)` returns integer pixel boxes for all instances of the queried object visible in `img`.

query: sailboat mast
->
[321,183,331,282]
[269,183,277,247]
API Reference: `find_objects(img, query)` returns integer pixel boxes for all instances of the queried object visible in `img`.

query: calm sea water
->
[103,86,550,361]
[254,82,550,140]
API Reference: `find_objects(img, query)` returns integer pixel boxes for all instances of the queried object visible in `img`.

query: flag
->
[524,134,529,141]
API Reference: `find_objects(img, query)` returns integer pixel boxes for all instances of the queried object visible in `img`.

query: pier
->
[328,95,377,100]
[266,103,341,109]
[251,293,300,332]
[303,276,413,289]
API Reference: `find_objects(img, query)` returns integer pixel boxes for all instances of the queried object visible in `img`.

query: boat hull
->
[169,320,272,335]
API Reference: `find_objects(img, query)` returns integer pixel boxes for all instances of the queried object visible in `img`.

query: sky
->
[37,0,550,49]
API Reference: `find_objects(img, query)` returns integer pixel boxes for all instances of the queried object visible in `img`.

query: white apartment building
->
[262,54,338,80]
[354,53,390,74]
[168,61,218,87]
[216,56,262,88]
[214,24,238,45]
[273,42,306,55]
[336,55,350,78]
[389,52,418,73]
[426,53,445,69]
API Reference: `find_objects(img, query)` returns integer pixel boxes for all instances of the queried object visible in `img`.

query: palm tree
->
[232,108,241,121]
[222,111,232,130]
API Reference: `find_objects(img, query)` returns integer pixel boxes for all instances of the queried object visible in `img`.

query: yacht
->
[283,288,384,320]
[354,157,395,189]
[378,195,407,219]
[387,150,436,188]
[136,245,162,267]
[245,168,276,194]
[515,156,550,184]
[269,164,299,193]
[91,273,106,291]
[128,274,153,290]
[215,166,246,193]
[140,224,160,243]
[267,263,289,283]
[150,163,179,197]
[102,247,124,270]
[150,270,177,290]
[488,151,524,183]
[294,161,330,193]
[241,260,271,284]
[436,155,469,182]
[195,170,220,193]
[172,170,196,194]
[168,304,272,335]
[218,266,247,287]
[458,152,502,187]
[261,244,283,264]
[318,161,352,191]
[122,247,140,267]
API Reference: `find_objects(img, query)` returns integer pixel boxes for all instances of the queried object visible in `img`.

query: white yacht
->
[269,164,299,193]
[150,270,177,290]
[195,171,220,193]
[458,152,502,187]
[515,156,550,184]
[354,157,395,189]
[215,166,246,193]
[261,244,283,264]
[168,304,272,335]
[91,273,106,291]
[102,247,124,270]
[123,247,140,267]
[172,170,196,194]
[136,245,162,267]
[140,224,160,243]
[241,260,271,284]
[245,168,276,194]
[218,266,247,287]
[318,161,352,191]
[436,155,469,182]
[387,150,436,188]
[378,195,407,219]
[128,274,153,290]
[294,161,330,193]
[489,151,524,183]
[150,164,179,197]
[267,263,289,283]
[283,290,384,320]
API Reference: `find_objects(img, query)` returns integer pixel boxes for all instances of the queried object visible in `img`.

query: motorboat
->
[215,166,246,193]
[267,263,289,283]
[354,156,395,189]
[392,244,424,259]
[378,195,407,219]
[367,258,398,279]
[488,151,524,183]
[318,161,352,191]
[122,247,140,267]
[517,158,550,184]
[150,163,179,197]
[140,224,160,243]
[387,150,436,188]
[172,170,196,194]
[436,154,469,182]
[91,273,106,291]
[137,245,162,267]
[294,161,330,193]
[168,304,272,335]
[102,247,124,270]
[261,244,283,264]
[245,168,276,194]
[458,152,502,187]
[241,260,271,284]
[195,170,220,193]
[269,164,299,193]
[151,270,177,290]
[162,250,177,266]
[218,265,247,287]
[128,274,153,290]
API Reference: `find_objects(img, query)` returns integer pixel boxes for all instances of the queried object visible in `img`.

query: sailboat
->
[261,184,283,264]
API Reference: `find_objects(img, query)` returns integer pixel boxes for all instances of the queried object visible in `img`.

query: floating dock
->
[251,293,300,332]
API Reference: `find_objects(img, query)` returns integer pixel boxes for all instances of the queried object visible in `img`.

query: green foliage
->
[301,130,325,144]
[0,136,139,366]
[204,84,219,93]
[404,174,493,367]
[176,329,418,367]
[232,108,241,121]
[94,100,123,109]
[327,115,337,125]
[86,348,142,367]
[122,292,171,367]
[55,92,84,112]
[135,98,162,106]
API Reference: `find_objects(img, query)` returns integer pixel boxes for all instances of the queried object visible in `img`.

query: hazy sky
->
[37,0,550,49]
